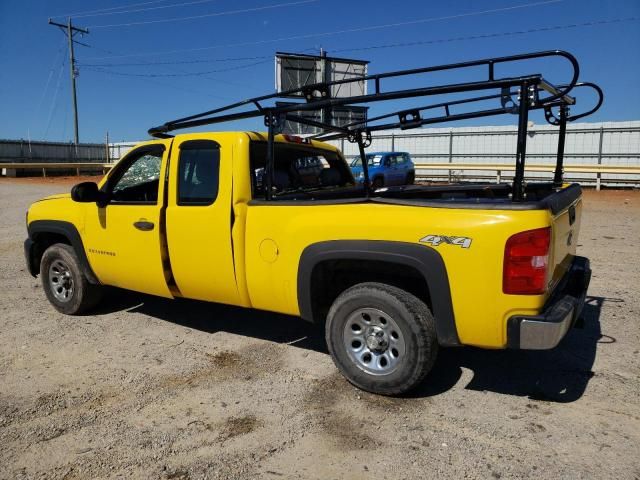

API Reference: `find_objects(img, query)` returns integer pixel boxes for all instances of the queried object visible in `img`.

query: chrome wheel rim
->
[343,307,406,376]
[49,259,74,302]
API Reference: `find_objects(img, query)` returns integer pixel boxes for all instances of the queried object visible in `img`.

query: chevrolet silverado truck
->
[24,51,602,395]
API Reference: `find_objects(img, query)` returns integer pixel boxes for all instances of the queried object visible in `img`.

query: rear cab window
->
[250,141,357,200]
[177,140,220,205]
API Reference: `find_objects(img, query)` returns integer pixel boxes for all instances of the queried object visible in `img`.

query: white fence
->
[328,121,640,187]
[17,122,635,187]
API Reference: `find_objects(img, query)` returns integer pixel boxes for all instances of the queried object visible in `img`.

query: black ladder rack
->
[148,50,603,202]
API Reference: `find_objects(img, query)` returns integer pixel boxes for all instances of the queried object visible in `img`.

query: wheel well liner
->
[297,240,460,346]
[27,220,100,284]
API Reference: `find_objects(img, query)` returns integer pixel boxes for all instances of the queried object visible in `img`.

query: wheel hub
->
[49,259,74,302]
[343,307,406,376]
[365,327,389,353]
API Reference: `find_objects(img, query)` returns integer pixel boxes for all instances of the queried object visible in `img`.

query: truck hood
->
[27,192,82,228]
[33,193,71,203]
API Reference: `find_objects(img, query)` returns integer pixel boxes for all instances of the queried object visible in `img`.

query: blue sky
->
[1,0,639,143]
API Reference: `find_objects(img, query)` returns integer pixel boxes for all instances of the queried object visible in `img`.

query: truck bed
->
[265,181,581,215]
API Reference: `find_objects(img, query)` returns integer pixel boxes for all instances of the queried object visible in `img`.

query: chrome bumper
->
[507,256,591,350]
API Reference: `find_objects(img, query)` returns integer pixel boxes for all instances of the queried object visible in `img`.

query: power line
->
[44,58,67,140]
[88,0,319,29]
[31,37,67,133]
[61,87,71,142]
[79,54,271,67]
[71,11,635,87]
[83,58,271,77]
[82,0,564,58]
[81,16,639,78]
[86,66,235,100]
[76,37,262,89]
[75,40,240,99]
[57,0,222,19]
[332,17,640,54]
[51,0,174,19]
[82,47,324,101]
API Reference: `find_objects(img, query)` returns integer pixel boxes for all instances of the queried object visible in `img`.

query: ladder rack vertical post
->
[553,105,568,187]
[356,134,371,199]
[265,113,275,201]
[448,130,454,183]
[513,81,530,201]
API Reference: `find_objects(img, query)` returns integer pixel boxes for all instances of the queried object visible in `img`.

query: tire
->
[325,282,438,396]
[40,243,103,315]
[371,177,384,190]
[405,171,415,185]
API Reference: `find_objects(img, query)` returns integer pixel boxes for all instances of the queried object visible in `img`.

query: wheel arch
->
[27,220,100,284]
[297,240,460,346]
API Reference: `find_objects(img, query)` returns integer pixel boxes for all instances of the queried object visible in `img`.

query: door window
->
[110,147,164,203]
[177,140,220,205]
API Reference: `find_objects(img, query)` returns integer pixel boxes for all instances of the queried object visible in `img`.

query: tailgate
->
[547,187,583,296]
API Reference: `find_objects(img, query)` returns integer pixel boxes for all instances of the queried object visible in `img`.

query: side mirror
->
[71,182,106,204]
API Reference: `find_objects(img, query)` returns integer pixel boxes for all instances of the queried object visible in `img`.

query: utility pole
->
[48,18,89,146]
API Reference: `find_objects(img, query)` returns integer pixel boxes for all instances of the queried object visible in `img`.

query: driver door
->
[82,140,174,298]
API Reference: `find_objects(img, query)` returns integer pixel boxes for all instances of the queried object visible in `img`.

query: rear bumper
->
[507,256,591,350]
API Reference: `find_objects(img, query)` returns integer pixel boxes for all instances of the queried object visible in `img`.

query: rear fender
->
[297,240,460,346]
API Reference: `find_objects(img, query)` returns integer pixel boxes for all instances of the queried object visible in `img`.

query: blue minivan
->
[350,151,415,188]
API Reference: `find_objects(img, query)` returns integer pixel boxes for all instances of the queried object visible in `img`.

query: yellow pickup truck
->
[24,51,602,395]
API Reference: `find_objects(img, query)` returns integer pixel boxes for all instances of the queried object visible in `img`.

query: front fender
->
[27,220,100,284]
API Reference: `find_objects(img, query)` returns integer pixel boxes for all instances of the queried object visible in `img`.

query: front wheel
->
[40,243,103,315]
[405,171,415,185]
[325,282,438,396]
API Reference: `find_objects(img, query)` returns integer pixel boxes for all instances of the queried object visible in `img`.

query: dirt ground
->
[0,178,639,480]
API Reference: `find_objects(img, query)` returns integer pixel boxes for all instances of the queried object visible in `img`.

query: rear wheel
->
[325,282,438,396]
[40,243,103,315]
[371,177,384,190]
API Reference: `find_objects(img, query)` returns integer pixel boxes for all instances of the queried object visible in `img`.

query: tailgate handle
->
[568,205,576,225]
[133,220,155,231]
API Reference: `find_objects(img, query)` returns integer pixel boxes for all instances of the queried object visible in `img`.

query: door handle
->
[133,220,154,231]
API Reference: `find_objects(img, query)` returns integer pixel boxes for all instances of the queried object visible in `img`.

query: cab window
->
[250,142,355,199]
[177,140,220,205]
[353,155,382,167]
[109,146,164,204]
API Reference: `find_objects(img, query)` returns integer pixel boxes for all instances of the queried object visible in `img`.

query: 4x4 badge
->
[419,235,472,249]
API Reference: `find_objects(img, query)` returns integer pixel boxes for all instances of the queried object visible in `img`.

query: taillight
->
[283,134,309,144]
[503,227,551,295]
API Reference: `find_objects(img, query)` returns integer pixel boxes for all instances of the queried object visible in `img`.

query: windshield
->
[351,155,383,168]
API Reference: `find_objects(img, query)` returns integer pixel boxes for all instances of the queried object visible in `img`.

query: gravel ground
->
[0,178,639,480]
